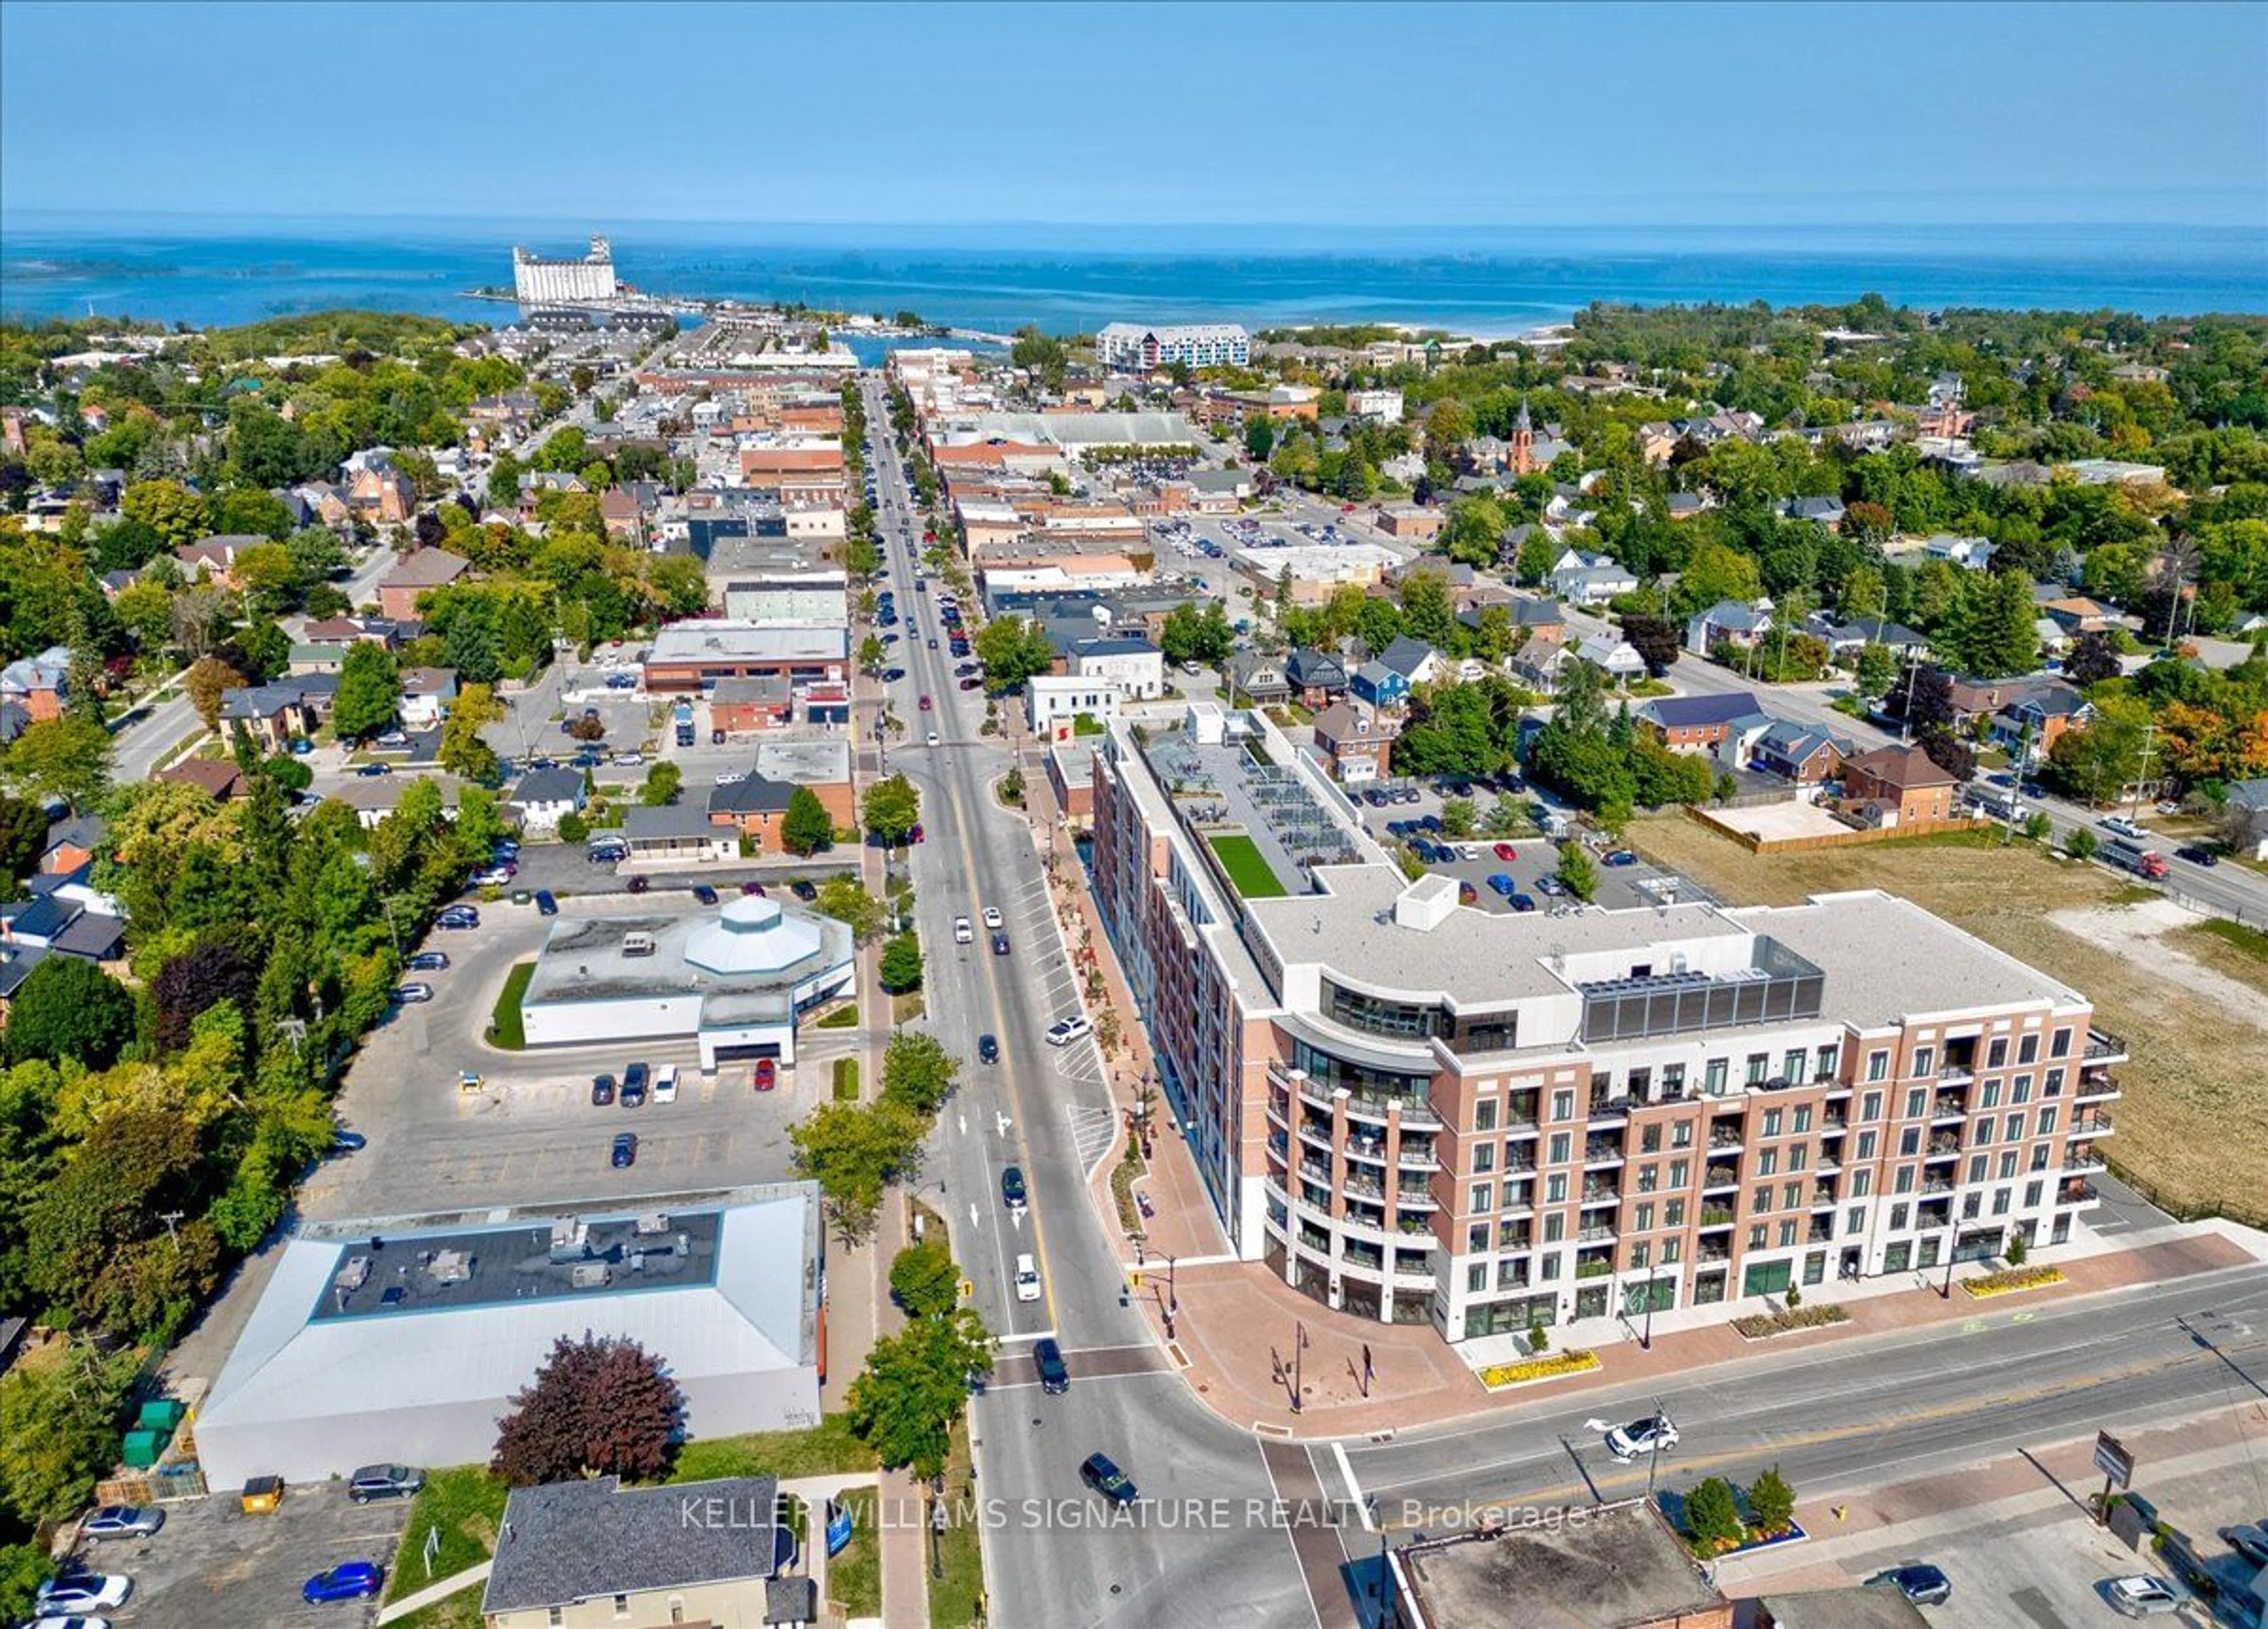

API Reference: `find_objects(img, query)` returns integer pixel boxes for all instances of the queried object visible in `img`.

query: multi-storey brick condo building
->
[1091,705,2121,1342]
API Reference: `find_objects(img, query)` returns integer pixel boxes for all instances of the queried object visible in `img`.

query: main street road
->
[857,379,1312,1628]
[1333,1262,2268,1533]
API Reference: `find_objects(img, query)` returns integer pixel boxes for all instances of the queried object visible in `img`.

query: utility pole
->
[2126,721,2158,820]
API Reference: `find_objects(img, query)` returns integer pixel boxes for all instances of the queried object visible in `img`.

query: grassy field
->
[1632,815,2268,1227]
[384,1467,510,1604]
[834,1057,861,1102]
[1208,832,1288,898]
[669,1415,880,1483]
[2172,918,2268,998]
[386,1586,483,1629]
[828,1487,882,1620]
[486,960,535,1050]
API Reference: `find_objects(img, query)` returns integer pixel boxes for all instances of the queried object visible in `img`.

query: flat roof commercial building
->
[644,621,850,695]
[1096,322,1251,372]
[1090,705,2122,1343]
[195,1185,823,1488]
[1389,1500,1728,1629]
[520,897,853,1068]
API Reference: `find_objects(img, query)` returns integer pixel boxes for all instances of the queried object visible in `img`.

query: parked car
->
[34,1572,129,1613]
[347,1465,425,1504]
[331,1128,367,1154]
[1079,1452,1137,1504]
[1603,849,1638,867]
[303,1562,384,1604]
[1492,842,1519,862]
[1509,892,1538,913]
[535,890,558,916]
[393,982,433,1004]
[2103,1576,2183,1618]
[652,1064,679,1105]
[628,876,650,894]
[1485,873,1515,897]
[1865,1565,1953,1607]
[978,1033,999,1064]
[754,1058,778,1092]
[2221,1523,2268,1566]
[1045,1015,1093,1047]
[1014,1253,1042,1303]
[2175,845,2220,867]
[1604,1415,1679,1458]
[80,1506,163,1540]
[790,879,818,901]
[1001,1166,1028,1211]
[591,1074,617,1106]
[406,951,449,972]
[436,907,478,929]
[610,1133,638,1168]
[742,879,768,895]
[1033,1338,1070,1395]
[692,884,719,904]
[1537,875,1567,897]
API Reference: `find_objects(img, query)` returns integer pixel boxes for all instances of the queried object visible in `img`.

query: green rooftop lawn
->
[1208,832,1288,899]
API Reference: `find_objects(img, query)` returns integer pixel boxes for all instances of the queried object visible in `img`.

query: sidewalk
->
[376,1561,491,1624]
[1015,764,2268,1442]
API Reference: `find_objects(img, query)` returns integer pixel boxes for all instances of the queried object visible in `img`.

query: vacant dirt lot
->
[1632,815,2268,1227]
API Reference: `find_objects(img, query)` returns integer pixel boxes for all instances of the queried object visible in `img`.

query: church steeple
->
[1510,393,1536,475]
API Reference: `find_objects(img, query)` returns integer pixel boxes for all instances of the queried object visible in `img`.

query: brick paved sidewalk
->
[1015,747,2266,1444]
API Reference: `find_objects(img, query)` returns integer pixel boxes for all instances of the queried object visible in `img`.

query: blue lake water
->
[2,217,2261,334]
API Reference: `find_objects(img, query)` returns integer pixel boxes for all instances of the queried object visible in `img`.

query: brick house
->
[1636,692,1766,754]
[1840,744,1960,826]
[1312,701,1398,784]
[377,549,472,620]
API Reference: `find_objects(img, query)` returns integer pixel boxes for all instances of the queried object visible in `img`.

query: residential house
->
[1573,631,1647,685]
[154,760,249,802]
[1225,650,1290,705]
[1376,635,1444,690]
[507,767,587,833]
[1311,700,1397,784]
[377,549,472,620]
[1636,691,1767,754]
[2038,596,2120,636]
[40,815,105,877]
[620,806,739,864]
[1921,533,1996,571]
[1685,601,1772,657]
[1,883,127,969]
[0,944,50,1016]
[0,646,69,724]
[1070,637,1165,701]
[1990,683,2093,767]
[97,568,141,600]
[177,533,262,585]
[1811,615,1930,663]
[347,462,417,526]
[0,702,30,745]
[479,1474,814,1629]
[219,676,337,751]
[396,667,460,731]
[2225,779,2268,859]
[1284,647,1348,708]
[599,487,644,543]
[1780,495,1847,530]
[293,481,353,529]
[1840,744,1961,826]
[1349,659,1410,709]
[1748,719,1850,785]
[1665,490,1711,523]
[1547,548,1638,607]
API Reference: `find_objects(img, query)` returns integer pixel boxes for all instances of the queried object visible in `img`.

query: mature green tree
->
[2064,630,2122,686]
[1438,495,1506,568]
[1748,1465,1797,1536]
[862,773,922,845]
[0,793,51,886]
[120,479,208,549]
[1621,615,1682,678]
[638,761,683,806]
[1159,601,1236,667]
[815,875,885,943]
[436,682,504,782]
[4,715,112,812]
[789,1100,927,1242]
[4,958,136,1069]
[1555,841,1598,903]
[879,931,924,993]
[331,643,401,742]
[491,1333,684,1487]
[2046,694,2153,804]
[845,1306,995,1480]
[881,1031,960,1117]
[1683,1475,1746,1552]
[1244,417,1276,462]
[0,1340,138,1525]
[1853,640,1897,699]
[888,1239,960,1318]
[780,786,833,856]
[973,615,1059,693]
[22,1107,220,1341]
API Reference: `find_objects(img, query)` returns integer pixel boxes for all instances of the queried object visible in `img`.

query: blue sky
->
[4,1,2263,227]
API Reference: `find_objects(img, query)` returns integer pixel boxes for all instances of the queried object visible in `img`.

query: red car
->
[1493,842,1519,861]
[919,695,933,712]
[754,1058,777,1092]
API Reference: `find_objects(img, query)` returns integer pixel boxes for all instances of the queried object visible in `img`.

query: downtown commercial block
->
[1091,704,2121,1341]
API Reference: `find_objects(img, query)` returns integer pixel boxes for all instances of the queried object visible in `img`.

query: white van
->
[652,1064,679,1105]
[1014,1254,1042,1304]
[623,931,657,958]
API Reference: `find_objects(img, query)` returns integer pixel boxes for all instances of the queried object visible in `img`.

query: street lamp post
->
[1940,1233,1959,1299]
[1167,1255,1178,1317]
[1641,1263,1660,1351]
[1647,1395,1670,1497]
[1291,1320,1308,1414]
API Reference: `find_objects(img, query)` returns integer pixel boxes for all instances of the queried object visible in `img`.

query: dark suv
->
[1033,1338,1070,1395]
[347,1464,425,1503]
[1079,1452,1137,1504]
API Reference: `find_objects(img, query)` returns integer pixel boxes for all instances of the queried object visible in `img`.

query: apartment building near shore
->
[1090,703,2120,1341]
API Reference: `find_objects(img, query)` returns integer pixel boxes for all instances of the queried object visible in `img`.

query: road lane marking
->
[1331,1441,1370,1528]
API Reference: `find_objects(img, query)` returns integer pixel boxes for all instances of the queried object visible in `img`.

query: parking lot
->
[307,899,835,1221]
[65,1481,411,1629]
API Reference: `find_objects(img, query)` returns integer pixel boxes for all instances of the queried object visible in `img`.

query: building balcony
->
[1296,1076,1340,1114]
[1297,1123,1336,1156]
[1580,1181,1621,1204]
[1699,1242,1732,1263]
[1267,1132,1289,1165]
[1709,1131,1746,1152]
[1806,1224,1835,1246]
[1396,1184,1438,1211]
[2085,1028,2128,1063]
[1266,1096,1289,1132]
[1699,1207,1736,1228]
[2062,1148,2107,1174]
[1394,1216,1436,1240]
[2077,1071,2122,1102]
[1588,1095,1631,1125]
[1574,1259,1615,1281]
[1932,1093,1969,1119]
[1578,1224,1617,1244]
[1938,1064,1976,1086]
[2060,1181,2101,1206]
[1500,1150,1538,1174]
[1341,1170,1383,1201]
[1341,1207,1391,1242]
[1583,1137,1626,1165]
[1926,1134,1963,1158]
[1345,1135,1389,1166]
[1398,1143,1441,1172]
[1821,1110,1848,1130]
[1346,1091,1442,1130]
[1920,1174,1956,1194]
[1703,1164,1740,1190]
[2070,1112,2115,1136]
[1811,1182,1839,1207]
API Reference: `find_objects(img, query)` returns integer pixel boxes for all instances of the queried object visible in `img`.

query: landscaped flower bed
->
[1962,1265,2067,1298]
[1477,1350,1601,1389]
[1730,1303,1850,1340]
